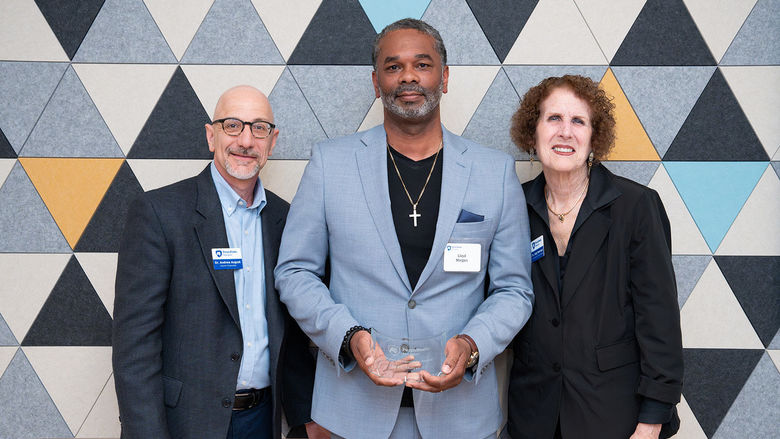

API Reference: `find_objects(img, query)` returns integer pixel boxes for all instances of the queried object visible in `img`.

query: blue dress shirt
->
[211,163,271,390]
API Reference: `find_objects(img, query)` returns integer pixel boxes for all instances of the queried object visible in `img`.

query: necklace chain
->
[545,177,589,223]
[387,141,442,227]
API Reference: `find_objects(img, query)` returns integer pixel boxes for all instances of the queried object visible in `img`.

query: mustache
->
[227,147,259,158]
[393,84,428,96]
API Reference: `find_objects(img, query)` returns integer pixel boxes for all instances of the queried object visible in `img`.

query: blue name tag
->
[531,235,544,262]
[212,248,243,270]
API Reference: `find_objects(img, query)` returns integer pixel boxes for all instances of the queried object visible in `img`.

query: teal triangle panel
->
[664,162,767,252]
[359,0,430,33]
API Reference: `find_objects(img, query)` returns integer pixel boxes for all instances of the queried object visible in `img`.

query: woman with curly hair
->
[505,75,683,439]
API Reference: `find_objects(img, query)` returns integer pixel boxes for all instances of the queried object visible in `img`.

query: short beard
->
[224,147,261,180]
[381,81,443,121]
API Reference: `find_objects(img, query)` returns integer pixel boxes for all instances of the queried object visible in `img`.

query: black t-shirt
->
[386,145,443,289]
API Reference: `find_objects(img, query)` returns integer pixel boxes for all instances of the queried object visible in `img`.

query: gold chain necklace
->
[387,142,442,227]
[545,178,589,223]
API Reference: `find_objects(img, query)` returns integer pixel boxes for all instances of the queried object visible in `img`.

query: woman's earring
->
[529,148,535,166]
[587,151,594,176]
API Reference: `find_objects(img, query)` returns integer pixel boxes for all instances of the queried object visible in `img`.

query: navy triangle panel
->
[682,348,763,437]
[611,0,715,66]
[21,256,113,346]
[287,0,377,65]
[34,0,105,60]
[0,127,15,158]
[714,256,780,348]
[75,161,144,252]
[466,0,538,62]
[664,69,767,161]
[127,67,211,159]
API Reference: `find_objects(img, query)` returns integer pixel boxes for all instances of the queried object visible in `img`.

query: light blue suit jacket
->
[275,125,533,438]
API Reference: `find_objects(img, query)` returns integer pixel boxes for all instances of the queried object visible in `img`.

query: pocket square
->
[457,209,484,223]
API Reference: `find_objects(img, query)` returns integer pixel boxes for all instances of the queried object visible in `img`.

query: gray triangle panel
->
[72,0,176,63]
[601,162,660,186]
[714,256,779,348]
[611,0,715,65]
[20,66,122,158]
[772,161,780,179]
[0,314,17,346]
[466,0,538,63]
[0,62,68,154]
[287,0,376,65]
[75,161,144,252]
[682,348,763,437]
[665,69,768,161]
[268,68,328,159]
[611,66,715,158]
[503,65,607,102]
[0,349,73,438]
[713,353,780,438]
[181,0,284,64]
[34,0,105,60]
[462,68,522,158]
[22,256,112,346]
[671,255,711,309]
[128,67,212,159]
[289,65,376,139]
[721,0,780,65]
[0,162,70,252]
[422,0,500,65]
[0,128,15,159]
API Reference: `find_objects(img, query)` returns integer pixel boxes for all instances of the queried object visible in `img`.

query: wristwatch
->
[457,334,479,368]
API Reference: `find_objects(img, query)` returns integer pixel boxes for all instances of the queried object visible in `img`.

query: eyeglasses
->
[212,118,276,139]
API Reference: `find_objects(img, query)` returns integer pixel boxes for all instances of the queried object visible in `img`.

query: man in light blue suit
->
[275,18,534,439]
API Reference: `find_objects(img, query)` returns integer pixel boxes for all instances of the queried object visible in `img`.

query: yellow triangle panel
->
[19,158,123,248]
[600,69,660,161]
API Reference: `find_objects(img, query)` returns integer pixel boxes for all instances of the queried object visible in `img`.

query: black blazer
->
[113,166,315,439]
[508,164,683,439]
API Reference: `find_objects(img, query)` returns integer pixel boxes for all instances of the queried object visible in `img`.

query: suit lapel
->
[415,128,471,292]
[262,193,285,383]
[194,167,241,327]
[356,126,413,292]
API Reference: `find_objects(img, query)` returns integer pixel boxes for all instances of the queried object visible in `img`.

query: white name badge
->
[443,243,481,272]
[212,248,243,270]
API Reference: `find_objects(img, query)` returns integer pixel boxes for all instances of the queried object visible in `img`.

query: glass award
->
[369,330,446,382]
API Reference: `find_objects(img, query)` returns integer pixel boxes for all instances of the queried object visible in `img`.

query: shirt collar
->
[210,162,266,216]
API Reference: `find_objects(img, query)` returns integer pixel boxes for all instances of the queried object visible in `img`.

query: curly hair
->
[510,75,616,162]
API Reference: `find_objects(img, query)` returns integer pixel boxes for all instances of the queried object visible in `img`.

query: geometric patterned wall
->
[0,0,778,437]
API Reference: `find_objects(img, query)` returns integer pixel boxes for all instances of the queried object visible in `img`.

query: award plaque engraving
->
[369,330,446,382]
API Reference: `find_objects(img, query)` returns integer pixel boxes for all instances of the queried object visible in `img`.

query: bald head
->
[212,85,273,122]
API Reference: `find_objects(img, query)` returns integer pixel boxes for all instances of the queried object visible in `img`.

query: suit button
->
[408,299,416,309]
[231,352,240,361]
[222,398,232,408]
[553,362,561,372]
[551,318,560,327]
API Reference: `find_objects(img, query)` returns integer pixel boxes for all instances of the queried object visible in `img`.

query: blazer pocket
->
[162,375,183,408]
[595,338,639,372]
[450,218,494,239]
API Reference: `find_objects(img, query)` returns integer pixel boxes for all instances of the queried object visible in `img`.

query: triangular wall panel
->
[717,166,780,255]
[287,0,376,65]
[75,253,118,316]
[601,162,660,186]
[0,315,17,346]
[600,69,659,161]
[720,0,780,65]
[671,255,712,309]
[574,0,645,62]
[20,158,123,249]
[127,159,210,192]
[611,0,715,65]
[0,347,16,376]
[0,159,14,188]
[462,68,522,159]
[467,0,538,63]
[76,374,120,438]
[503,65,608,102]
[360,0,429,33]
[422,0,500,65]
[22,256,113,346]
[675,394,708,439]
[253,0,322,62]
[34,0,105,60]
[268,68,328,159]
[441,66,501,135]
[0,1,69,61]
[180,65,285,118]
[720,66,780,159]
[683,0,756,62]
[0,128,15,158]
[144,0,212,61]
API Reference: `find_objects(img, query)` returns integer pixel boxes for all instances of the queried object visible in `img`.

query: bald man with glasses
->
[113,85,327,439]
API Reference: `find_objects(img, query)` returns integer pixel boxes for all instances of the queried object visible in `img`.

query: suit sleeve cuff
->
[637,397,674,424]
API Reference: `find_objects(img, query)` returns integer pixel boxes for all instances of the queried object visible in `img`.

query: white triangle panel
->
[259,160,308,203]
[0,159,15,187]
[514,160,543,185]
[440,66,500,135]
[680,259,764,349]
[717,166,780,255]
[76,374,120,438]
[648,165,711,255]
[768,350,780,375]
[253,0,322,61]
[673,394,708,439]
[24,346,113,434]
[74,63,177,156]
[720,66,780,159]
[683,0,757,62]
[0,346,17,378]
[0,254,71,343]
[0,0,68,61]
[144,0,213,61]
[574,0,645,61]
[127,159,211,192]
[181,65,286,119]
[75,253,119,316]
[504,0,607,65]
[358,99,385,132]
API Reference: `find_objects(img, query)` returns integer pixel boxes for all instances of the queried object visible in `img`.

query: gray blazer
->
[275,125,534,439]
[113,166,314,439]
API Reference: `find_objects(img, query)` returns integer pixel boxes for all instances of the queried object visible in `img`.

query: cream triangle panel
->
[440,66,501,135]
[648,165,711,255]
[0,346,18,378]
[683,0,757,62]
[768,350,780,375]
[680,259,763,349]
[253,0,322,61]
[24,346,113,434]
[504,0,607,65]
[76,374,120,438]
[0,0,68,61]
[720,66,780,158]
[144,0,213,60]
[0,254,71,343]
[358,99,385,132]
[127,159,211,192]
[0,159,15,187]
[672,394,708,439]
[75,253,119,316]
[574,0,645,61]
[181,65,286,118]
[260,160,308,203]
